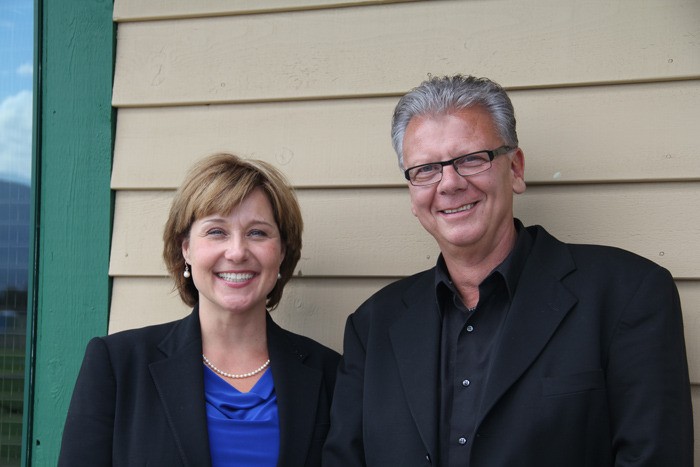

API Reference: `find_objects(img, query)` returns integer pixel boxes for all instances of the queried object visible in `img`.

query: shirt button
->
[462,379,471,387]
[458,437,467,445]
[466,325,474,332]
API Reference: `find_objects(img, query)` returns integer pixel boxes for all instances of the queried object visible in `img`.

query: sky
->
[0,0,33,186]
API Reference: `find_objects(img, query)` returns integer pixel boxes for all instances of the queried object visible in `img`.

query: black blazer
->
[323,225,694,466]
[59,308,340,467]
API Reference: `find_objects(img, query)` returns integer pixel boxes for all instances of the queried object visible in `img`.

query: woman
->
[59,154,340,466]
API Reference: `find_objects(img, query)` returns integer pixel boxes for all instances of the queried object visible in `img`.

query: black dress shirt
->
[436,221,533,467]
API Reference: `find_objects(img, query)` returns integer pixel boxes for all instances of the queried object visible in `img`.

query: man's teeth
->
[443,203,475,214]
[217,273,255,282]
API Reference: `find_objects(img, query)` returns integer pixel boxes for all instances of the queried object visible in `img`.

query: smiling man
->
[323,75,693,466]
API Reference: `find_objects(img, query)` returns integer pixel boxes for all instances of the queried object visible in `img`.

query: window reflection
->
[0,1,33,465]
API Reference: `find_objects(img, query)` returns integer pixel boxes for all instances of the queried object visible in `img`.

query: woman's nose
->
[224,236,248,261]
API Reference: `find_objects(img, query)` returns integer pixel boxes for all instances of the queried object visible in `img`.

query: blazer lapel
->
[389,272,441,460]
[478,228,578,421]
[267,316,323,467]
[150,309,212,467]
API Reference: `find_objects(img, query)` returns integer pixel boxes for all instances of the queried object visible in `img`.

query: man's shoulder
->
[527,224,669,277]
[350,268,434,321]
[369,268,433,301]
[343,269,436,340]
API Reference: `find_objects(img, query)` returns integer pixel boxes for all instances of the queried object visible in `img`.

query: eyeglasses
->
[404,146,514,186]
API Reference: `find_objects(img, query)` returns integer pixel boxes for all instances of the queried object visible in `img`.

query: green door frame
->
[24,0,115,464]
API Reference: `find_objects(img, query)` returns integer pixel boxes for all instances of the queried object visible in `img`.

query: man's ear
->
[511,148,526,194]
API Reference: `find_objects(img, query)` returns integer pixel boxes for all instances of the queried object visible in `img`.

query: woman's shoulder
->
[269,320,340,366]
[89,314,192,360]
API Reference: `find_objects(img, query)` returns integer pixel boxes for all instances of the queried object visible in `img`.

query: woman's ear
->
[181,237,190,263]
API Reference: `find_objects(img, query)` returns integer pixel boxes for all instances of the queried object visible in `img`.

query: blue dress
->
[203,365,280,466]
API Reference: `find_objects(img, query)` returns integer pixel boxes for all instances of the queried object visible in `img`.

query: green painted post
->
[28,0,114,464]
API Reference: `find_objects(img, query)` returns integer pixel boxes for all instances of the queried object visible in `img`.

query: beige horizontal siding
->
[112,0,700,107]
[114,0,417,21]
[109,184,700,278]
[266,277,396,350]
[513,183,700,279]
[111,81,700,189]
[109,277,191,334]
[680,281,700,383]
[109,277,395,348]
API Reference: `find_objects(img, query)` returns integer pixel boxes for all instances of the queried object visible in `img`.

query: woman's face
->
[182,187,285,317]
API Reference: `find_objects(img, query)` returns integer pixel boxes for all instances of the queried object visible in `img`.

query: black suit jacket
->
[59,307,340,467]
[323,225,693,466]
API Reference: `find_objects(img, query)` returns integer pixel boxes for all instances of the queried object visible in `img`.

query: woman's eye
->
[248,229,268,238]
[206,228,225,236]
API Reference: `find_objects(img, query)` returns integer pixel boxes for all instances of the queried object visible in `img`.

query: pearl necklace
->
[202,354,270,379]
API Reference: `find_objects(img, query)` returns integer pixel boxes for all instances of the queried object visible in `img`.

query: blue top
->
[203,365,280,466]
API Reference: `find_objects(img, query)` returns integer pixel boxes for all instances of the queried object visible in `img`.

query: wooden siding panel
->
[109,190,172,275]
[109,277,191,334]
[679,281,700,385]
[268,277,395,350]
[109,276,395,350]
[112,98,398,189]
[111,81,700,189]
[114,0,417,21]
[513,184,700,279]
[112,0,700,106]
[109,184,700,278]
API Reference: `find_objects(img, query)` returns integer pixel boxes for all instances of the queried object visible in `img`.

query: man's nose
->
[438,164,468,191]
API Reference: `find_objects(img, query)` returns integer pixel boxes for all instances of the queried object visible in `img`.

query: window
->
[0,1,33,465]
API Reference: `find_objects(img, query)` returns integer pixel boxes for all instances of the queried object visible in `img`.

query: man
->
[323,75,693,466]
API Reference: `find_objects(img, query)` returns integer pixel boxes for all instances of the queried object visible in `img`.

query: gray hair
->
[391,74,518,170]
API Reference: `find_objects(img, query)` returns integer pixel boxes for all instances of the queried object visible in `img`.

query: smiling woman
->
[0,1,33,466]
[58,153,340,467]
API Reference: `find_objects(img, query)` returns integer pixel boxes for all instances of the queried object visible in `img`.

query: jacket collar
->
[150,307,211,467]
[267,314,324,467]
[478,225,577,423]
[389,272,442,460]
[149,308,323,467]
[388,225,578,458]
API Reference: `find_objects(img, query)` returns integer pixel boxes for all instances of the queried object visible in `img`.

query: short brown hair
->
[162,153,303,309]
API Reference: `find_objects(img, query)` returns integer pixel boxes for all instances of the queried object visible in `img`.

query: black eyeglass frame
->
[403,145,515,186]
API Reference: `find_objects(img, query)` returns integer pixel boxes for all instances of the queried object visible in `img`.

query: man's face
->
[402,107,525,258]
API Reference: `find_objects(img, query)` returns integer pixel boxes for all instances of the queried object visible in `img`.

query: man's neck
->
[441,224,518,308]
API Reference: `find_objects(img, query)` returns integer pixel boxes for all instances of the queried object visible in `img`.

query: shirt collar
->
[434,218,533,300]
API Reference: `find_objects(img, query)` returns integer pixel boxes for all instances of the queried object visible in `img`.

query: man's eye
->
[416,164,439,174]
[456,154,488,166]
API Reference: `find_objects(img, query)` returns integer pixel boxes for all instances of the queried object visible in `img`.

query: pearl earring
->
[277,273,282,280]
[183,264,191,278]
